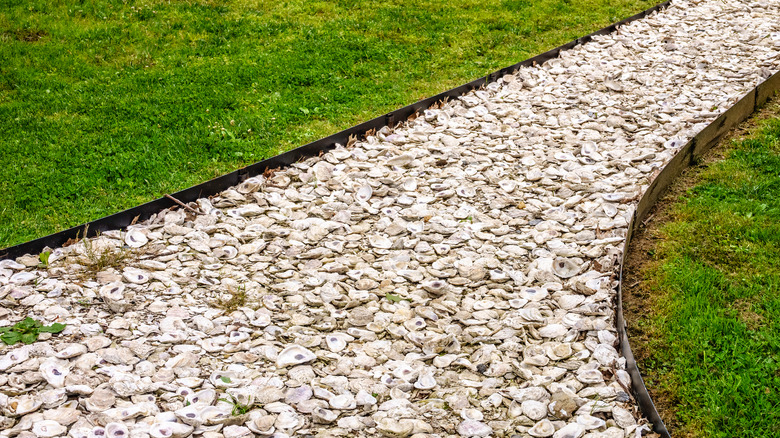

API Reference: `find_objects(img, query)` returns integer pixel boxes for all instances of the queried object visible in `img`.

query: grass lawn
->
[0,0,658,249]
[630,103,780,437]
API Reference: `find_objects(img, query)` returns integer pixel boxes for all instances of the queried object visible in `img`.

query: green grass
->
[640,114,780,437]
[0,0,657,248]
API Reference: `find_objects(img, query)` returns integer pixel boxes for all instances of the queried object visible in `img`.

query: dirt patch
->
[730,298,765,331]
[10,28,48,42]
[621,94,780,436]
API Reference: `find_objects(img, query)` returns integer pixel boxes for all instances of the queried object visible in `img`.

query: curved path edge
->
[617,70,780,438]
[3,1,778,436]
[0,1,671,260]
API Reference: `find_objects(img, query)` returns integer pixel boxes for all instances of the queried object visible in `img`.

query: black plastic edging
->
[0,0,672,261]
[617,69,780,438]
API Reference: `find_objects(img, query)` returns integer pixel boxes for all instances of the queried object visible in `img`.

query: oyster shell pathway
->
[1,0,779,437]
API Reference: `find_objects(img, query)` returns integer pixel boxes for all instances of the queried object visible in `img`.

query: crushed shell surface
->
[0,0,779,437]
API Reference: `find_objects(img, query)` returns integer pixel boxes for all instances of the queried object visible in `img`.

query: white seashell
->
[376,418,414,437]
[522,400,548,421]
[247,413,276,434]
[523,345,549,366]
[558,294,585,310]
[611,406,637,428]
[85,389,116,412]
[414,372,437,390]
[214,246,238,259]
[104,422,130,438]
[592,344,620,366]
[122,267,150,284]
[88,427,106,438]
[236,176,263,194]
[401,178,417,191]
[124,228,148,248]
[274,410,303,430]
[223,425,254,438]
[200,405,233,425]
[8,395,42,416]
[276,345,317,367]
[368,234,393,249]
[32,420,67,438]
[329,392,356,410]
[228,330,250,344]
[325,333,351,353]
[498,180,516,192]
[209,371,240,388]
[393,362,419,381]
[551,422,585,438]
[421,280,448,296]
[538,324,568,339]
[456,186,476,198]
[460,408,483,421]
[580,142,602,160]
[355,389,377,406]
[43,404,80,425]
[552,258,580,278]
[544,343,573,361]
[576,414,606,430]
[386,154,413,167]
[111,402,156,420]
[99,282,125,304]
[456,419,492,437]
[40,358,70,388]
[9,270,37,284]
[528,419,556,438]
[40,388,68,409]
[285,385,313,404]
[186,388,217,406]
[355,185,373,202]
[148,422,194,438]
[174,404,204,427]
[55,343,88,359]
[312,406,338,423]
[520,287,548,302]
[0,347,30,371]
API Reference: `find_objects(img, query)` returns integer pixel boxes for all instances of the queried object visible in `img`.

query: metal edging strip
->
[617,69,780,438]
[0,0,672,261]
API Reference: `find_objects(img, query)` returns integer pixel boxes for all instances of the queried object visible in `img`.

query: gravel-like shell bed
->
[1,1,779,437]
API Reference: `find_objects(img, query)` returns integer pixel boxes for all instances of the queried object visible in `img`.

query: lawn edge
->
[621,93,780,437]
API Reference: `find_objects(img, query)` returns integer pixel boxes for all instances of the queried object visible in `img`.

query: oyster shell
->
[552,258,580,278]
[40,358,70,388]
[124,228,148,248]
[31,420,67,438]
[276,345,317,368]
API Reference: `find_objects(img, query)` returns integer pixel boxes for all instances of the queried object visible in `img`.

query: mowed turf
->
[638,111,780,437]
[0,0,657,249]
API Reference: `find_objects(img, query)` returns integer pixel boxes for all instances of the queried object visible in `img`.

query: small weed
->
[38,250,51,268]
[589,394,602,415]
[218,393,254,416]
[0,317,66,345]
[214,284,247,313]
[78,231,133,277]
[385,292,411,303]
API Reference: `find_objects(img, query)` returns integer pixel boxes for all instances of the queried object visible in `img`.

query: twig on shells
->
[164,194,203,215]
